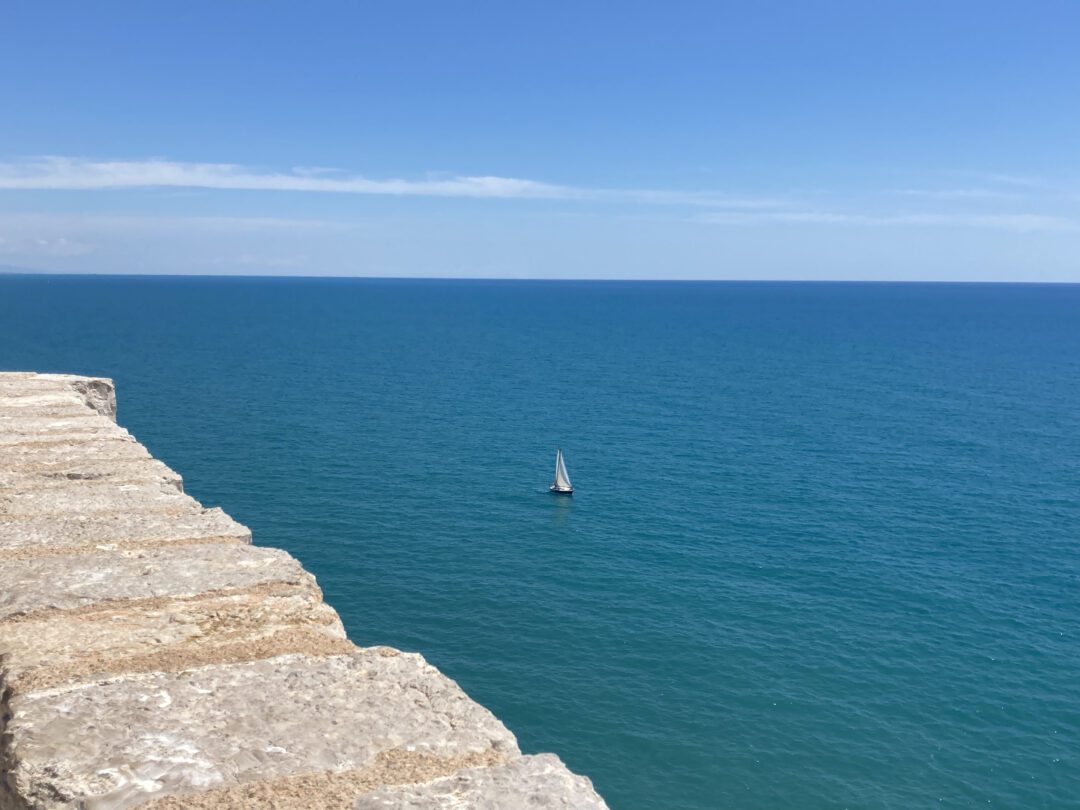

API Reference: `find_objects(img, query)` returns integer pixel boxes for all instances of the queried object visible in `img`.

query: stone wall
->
[0,373,608,810]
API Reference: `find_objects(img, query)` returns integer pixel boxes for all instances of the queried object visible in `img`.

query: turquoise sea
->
[2,275,1078,809]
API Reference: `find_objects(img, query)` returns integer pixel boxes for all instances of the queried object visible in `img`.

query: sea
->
[2,275,1078,809]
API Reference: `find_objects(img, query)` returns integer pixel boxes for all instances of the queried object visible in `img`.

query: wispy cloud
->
[0,233,96,256]
[0,156,780,208]
[978,173,1053,189]
[0,212,354,232]
[0,156,567,197]
[889,188,1013,200]
[206,253,309,268]
[699,211,1078,232]
[3,158,1075,237]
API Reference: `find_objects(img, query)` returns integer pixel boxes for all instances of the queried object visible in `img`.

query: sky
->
[1,0,1078,280]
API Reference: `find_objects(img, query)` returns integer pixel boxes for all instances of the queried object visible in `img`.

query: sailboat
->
[550,447,573,494]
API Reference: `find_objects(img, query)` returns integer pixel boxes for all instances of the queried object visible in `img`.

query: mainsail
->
[554,448,572,490]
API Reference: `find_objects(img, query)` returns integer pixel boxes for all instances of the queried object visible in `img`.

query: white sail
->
[554,448,572,490]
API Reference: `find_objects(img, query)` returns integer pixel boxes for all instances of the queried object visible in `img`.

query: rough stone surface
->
[0,395,98,412]
[0,581,348,692]
[0,434,147,462]
[0,420,124,437]
[0,373,608,810]
[0,480,200,517]
[0,402,100,418]
[0,374,115,419]
[0,507,249,561]
[0,458,183,493]
[0,442,149,463]
[0,543,312,621]
[134,750,508,810]
[4,651,519,809]
[353,755,610,810]
[0,423,131,446]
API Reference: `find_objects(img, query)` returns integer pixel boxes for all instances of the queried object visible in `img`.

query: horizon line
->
[0,270,1076,285]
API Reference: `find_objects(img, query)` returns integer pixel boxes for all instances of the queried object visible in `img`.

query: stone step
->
[0,380,78,397]
[0,458,182,492]
[352,754,610,810]
[0,506,249,560]
[0,413,105,433]
[0,373,116,419]
[3,649,520,810]
[0,480,200,517]
[0,392,91,410]
[0,403,97,419]
[0,373,93,392]
[0,580,349,694]
[0,423,132,446]
[133,750,506,810]
[0,375,115,420]
[0,437,153,464]
[0,543,309,622]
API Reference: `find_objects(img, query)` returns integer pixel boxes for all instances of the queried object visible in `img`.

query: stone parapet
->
[0,373,607,809]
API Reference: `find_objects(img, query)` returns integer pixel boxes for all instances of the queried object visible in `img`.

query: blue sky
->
[1,0,1078,279]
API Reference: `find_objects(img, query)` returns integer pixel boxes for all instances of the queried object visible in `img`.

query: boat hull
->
[549,486,573,495]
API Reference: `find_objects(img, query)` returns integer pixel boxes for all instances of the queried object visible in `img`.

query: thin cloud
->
[700,211,1078,232]
[0,156,567,198]
[890,188,1013,200]
[979,173,1053,189]
[0,212,355,232]
[0,234,96,256]
[4,158,1073,235]
[0,156,784,209]
[206,253,309,268]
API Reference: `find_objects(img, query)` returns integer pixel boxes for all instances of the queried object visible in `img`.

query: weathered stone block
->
[0,458,183,493]
[0,414,104,433]
[353,754,609,809]
[0,422,131,446]
[0,543,311,621]
[0,480,199,518]
[0,507,249,561]
[0,374,114,419]
[0,583,349,693]
[0,434,150,460]
[4,650,520,810]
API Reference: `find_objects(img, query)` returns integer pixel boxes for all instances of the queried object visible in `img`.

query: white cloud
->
[206,253,309,268]
[0,212,353,232]
[0,233,95,256]
[0,156,569,197]
[890,188,1013,200]
[979,173,1052,189]
[699,211,1078,232]
[2,158,1076,248]
[0,156,784,209]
